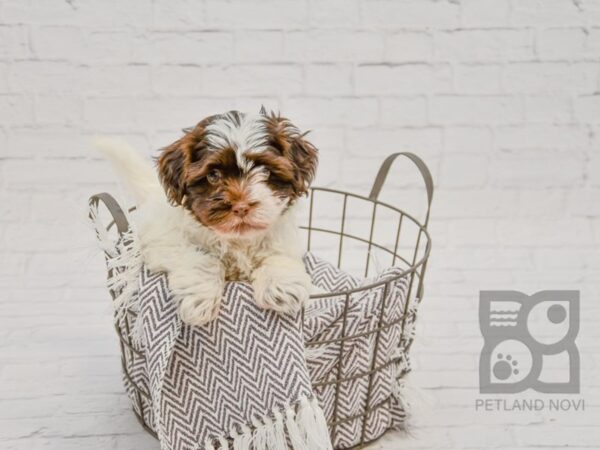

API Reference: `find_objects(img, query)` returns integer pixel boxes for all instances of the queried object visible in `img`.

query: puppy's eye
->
[206,169,221,185]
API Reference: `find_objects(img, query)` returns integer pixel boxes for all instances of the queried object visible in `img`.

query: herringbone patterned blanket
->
[135,267,331,450]
[120,252,415,449]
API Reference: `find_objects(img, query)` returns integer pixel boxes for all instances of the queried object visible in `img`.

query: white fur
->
[96,137,311,327]
[93,137,164,203]
[205,112,268,172]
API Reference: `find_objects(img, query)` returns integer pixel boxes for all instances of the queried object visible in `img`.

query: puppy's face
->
[157,110,318,238]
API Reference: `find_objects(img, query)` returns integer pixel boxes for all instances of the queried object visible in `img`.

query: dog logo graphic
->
[479,290,579,394]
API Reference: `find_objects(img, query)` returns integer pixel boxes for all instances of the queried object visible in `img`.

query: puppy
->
[98,110,318,326]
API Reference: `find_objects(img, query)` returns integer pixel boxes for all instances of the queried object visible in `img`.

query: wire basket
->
[90,152,433,449]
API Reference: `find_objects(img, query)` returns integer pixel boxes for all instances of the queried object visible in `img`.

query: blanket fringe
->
[213,395,332,450]
[89,202,144,344]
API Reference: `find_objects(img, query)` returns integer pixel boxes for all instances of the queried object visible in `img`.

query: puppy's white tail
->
[94,137,164,203]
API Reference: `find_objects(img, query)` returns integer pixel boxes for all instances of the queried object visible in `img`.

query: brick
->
[31,27,135,64]
[0,192,28,223]
[1,160,111,190]
[380,96,428,126]
[346,127,443,157]
[454,64,503,94]
[511,0,586,26]
[448,219,496,246]
[461,0,510,27]
[153,0,207,28]
[361,0,460,28]
[34,95,83,126]
[490,152,585,187]
[495,124,589,150]
[533,248,592,270]
[205,0,308,28]
[429,96,523,125]
[586,27,600,57]
[285,97,378,127]
[285,30,384,62]
[8,61,85,94]
[524,95,573,123]
[85,30,136,64]
[385,31,433,62]
[149,32,234,64]
[356,64,452,95]
[434,29,534,62]
[202,64,302,96]
[235,31,284,63]
[81,65,152,96]
[514,189,567,217]
[438,154,488,188]
[305,64,353,96]
[4,129,90,158]
[31,26,84,60]
[2,0,153,27]
[0,94,34,126]
[84,98,136,131]
[0,62,8,93]
[444,126,492,153]
[433,190,516,219]
[589,152,600,187]
[152,65,204,95]
[504,62,599,94]
[497,218,592,246]
[575,94,600,122]
[309,0,359,27]
[0,25,29,59]
[539,27,587,60]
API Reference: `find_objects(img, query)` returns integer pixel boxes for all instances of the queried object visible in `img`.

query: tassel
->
[252,417,267,450]
[232,424,252,450]
[95,224,143,322]
[271,407,288,450]
[284,404,307,450]
[310,397,332,449]
[204,437,216,450]
[297,396,321,449]
[218,436,229,449]
[296,396,333,450]
[262,416,278,450]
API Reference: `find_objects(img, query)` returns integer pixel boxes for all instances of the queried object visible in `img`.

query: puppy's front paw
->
[178,294,222,326]
[252,266,311,315]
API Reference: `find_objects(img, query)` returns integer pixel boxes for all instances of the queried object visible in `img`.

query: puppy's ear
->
[264,114,318,196]
[158,117,215,205]
[157,141,187,205]
[288,132,318,196]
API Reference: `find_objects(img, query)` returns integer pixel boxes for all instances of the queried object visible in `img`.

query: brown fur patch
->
[156,115,217,205]
[262,113,318,198]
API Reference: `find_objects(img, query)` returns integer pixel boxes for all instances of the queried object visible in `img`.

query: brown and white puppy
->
[99,110,318,326]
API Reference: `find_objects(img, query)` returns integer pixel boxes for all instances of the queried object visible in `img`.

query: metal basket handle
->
[368,152,434,226]
[88,192,131,236]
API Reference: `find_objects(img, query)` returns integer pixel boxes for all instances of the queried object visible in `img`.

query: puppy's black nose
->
[232,203,250,217]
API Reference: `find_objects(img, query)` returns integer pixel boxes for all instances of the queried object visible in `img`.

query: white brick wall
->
[1,1,599,449]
